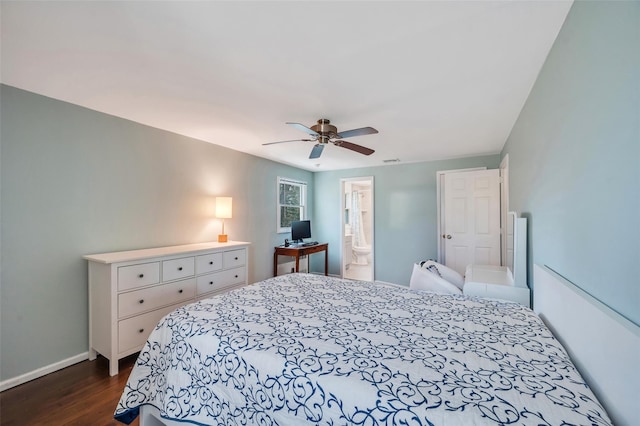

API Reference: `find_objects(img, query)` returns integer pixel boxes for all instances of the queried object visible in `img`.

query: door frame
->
[499,154,510,266]
[340,176,374,280]
[436,167,487,264]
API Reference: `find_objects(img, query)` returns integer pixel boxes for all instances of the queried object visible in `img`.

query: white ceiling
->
[1,1,572,171]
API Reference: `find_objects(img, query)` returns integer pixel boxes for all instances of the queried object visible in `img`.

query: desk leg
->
[295,255,300,273]
[273,252,278,277]
[324,247,328,276]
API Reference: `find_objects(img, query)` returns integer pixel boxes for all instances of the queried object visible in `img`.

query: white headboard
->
[534,264,640,425]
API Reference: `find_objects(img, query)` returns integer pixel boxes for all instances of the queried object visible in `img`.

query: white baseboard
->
[374,279,405,288]
[0,352,88,392]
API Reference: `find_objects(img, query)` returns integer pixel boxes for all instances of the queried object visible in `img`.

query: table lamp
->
[215,197,232,242]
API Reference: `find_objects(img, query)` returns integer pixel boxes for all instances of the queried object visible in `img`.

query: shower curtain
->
[351,191,367,247]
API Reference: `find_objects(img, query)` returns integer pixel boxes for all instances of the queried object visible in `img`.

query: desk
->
[273,243,328,277]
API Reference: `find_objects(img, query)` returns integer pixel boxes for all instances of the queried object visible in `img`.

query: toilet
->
[352,245,371,265]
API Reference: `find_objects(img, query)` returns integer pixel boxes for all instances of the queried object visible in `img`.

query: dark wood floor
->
[0,354,140,426]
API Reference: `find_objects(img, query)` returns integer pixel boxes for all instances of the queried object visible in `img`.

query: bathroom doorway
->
[341,177,374,281]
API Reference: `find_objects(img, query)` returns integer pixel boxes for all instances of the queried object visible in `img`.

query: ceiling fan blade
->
[287,122,320,136]
[336,126,378,139]
[262,139,314,146]
[333,140,375,156]
[309,144,325,159]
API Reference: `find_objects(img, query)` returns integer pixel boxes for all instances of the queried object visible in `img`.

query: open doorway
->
[341,177,374,281]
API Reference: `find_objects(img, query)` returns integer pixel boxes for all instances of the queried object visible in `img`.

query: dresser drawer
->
[117,302,184,354]
[196,267,245,295]
[118,278,196,318]
[162,257,195,282]
[223,249,246,269]
[223,266,246,286]
[196,252,223,274]
[118,262,160,291]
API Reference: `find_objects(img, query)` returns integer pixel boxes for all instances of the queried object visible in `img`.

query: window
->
[277,177,307,233]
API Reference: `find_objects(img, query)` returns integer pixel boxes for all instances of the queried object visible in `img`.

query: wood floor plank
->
[0,354,139,426]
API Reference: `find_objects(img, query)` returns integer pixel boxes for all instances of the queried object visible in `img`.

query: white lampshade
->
[215,197,232,219]
[215,197,232,243]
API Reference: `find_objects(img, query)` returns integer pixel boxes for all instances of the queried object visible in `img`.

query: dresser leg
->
[88,348,97,361]
[109,359,119,376]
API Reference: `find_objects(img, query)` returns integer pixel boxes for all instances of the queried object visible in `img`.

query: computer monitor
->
[290,220,311,243]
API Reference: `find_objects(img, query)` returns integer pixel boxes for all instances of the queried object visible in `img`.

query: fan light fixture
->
[263,119,378,159]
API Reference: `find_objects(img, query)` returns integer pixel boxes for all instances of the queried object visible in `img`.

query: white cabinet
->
[462,213,530,307]
[463,264,531,307]
[344,234,352,270]
[84,241,250,375]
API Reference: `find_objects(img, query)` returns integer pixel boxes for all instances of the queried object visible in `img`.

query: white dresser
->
[84,241,250,375]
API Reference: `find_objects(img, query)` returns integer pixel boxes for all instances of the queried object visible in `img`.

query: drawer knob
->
[138,274,144,278]
[139,299,144,304]
[138,328,144,333]
[178,267,183,271]
[209,261,213,265]
[235,274,239,278]
[179,289,183,293]
[234,257,238,260]
[209,281,213,285]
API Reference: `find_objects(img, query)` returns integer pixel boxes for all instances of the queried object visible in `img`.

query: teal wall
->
[502,1,639,325]
[312,155,501,284]
[0,85,313,381]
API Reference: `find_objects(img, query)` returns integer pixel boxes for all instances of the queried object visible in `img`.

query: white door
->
[443,169,501,275]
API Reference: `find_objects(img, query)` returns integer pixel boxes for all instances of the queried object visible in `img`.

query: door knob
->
[446,235,452,239]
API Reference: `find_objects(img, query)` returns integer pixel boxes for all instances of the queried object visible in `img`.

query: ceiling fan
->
[263,118,378,159]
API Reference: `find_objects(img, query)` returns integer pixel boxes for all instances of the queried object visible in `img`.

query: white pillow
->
[409,263,462,295]
[420,260,465,290]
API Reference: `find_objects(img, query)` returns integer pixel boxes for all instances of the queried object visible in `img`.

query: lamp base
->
[218,234,228,243]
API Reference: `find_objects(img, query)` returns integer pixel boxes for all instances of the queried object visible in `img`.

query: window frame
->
[277,177,307,233]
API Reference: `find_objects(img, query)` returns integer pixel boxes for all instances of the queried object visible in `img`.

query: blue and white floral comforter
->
[115,273,611,425]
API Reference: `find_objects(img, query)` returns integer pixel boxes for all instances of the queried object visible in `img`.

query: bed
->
[115,272,612,425]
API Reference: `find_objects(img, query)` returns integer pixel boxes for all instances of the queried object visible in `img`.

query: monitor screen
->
[291,220,311,242]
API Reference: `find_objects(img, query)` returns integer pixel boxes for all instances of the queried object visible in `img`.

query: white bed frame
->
[534,264,639,426]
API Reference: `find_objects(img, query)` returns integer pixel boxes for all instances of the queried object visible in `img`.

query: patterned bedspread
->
[115,273,611,425]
